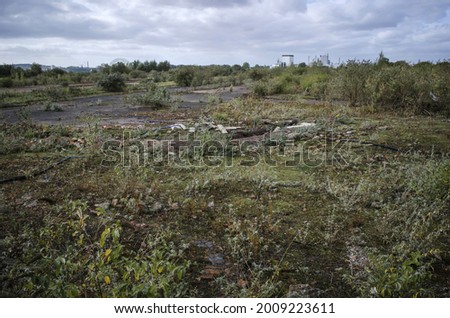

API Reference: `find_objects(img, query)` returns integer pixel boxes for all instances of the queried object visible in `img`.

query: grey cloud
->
[309,0,448,30]
[146,0,251,8]
[0,0,448,66]
[0,0,130,40]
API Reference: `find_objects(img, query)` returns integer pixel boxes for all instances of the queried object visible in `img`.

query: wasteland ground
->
[0,83,448,297]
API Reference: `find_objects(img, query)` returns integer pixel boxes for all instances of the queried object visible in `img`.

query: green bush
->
[128,82,172,109]
[329,60,373,106]
[320,59,450,115]
[43,86,70,102]
[252,81,270,97]
[97,73,126,92]
[174,67,195,87]
[351,251,432,297]
[300,72,330,99]
[249,68,268,81]
[0,78,13,88]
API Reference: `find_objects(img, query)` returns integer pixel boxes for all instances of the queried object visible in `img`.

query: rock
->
[208,253,225,266]
[194,240,214,249]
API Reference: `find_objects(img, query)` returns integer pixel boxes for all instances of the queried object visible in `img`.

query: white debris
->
[286,123,316,129]
[216,124,228,134]
[169,123,187,130]
[430,91,439,102]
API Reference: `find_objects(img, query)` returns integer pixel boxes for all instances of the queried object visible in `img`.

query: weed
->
[44,101,63,112]
[1,199,192,297]
[346,251,433,297]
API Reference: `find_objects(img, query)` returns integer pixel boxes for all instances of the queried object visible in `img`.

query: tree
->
[157,60,171,72]
[111,62,129,74]
[99,64,111,74]
[249,67,267,81]
[130,60,141,70]
[232,64,242,73]
[175,67,195,87]
[48,68,66,77]
[242,62,250,70]
[0,64,13,77]
[97,73,126,92]
[30,63,43,76]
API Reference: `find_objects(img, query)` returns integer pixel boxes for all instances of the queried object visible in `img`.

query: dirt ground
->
[0,85,250,126]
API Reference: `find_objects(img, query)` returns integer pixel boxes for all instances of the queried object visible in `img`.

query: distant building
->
[320,54,330,66]
[271,54,294,68]
[309,54,332,67]
[281,54,294,67]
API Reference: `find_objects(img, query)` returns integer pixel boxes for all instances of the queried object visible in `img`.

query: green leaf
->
[99,228,110,248]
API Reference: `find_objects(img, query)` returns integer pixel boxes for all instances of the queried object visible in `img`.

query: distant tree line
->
[0,59,254,88]
[1,54,448,115]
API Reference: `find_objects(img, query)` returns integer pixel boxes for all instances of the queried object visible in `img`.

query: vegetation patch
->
[0,58,449,298]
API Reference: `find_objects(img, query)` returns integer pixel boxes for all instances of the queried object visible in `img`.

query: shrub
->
[1,200,191,297]
[365,65,422,112]
[174,67,195,87]
[44,86,70,102]
[330,60,373,106]
[44,101,63,112]
[97,73,126,92]
[300,73,330,99]
[128,82,172,109]
[249,68,268,81]
[0,78,13,88]
[252,81,269,97]
[349,251,433,297]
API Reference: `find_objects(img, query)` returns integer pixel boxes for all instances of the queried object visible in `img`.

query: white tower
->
[281,54,294,67]
[320,54,330,66]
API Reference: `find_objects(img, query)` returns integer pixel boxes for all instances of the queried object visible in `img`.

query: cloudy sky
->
[0,0,449,67]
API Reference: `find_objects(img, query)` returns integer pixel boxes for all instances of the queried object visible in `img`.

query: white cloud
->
[0,0,448,66]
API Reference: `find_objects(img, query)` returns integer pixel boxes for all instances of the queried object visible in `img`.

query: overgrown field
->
[1,90,448,298]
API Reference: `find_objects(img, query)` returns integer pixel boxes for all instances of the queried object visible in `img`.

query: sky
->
[0,0,449,67]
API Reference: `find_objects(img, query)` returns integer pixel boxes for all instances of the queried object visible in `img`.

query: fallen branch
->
[0,156,83,184]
